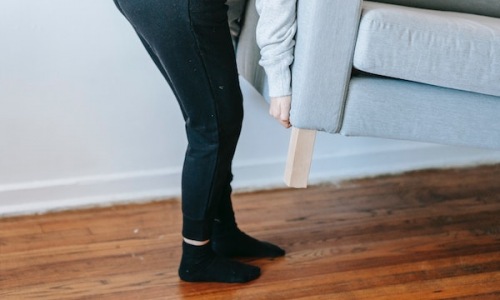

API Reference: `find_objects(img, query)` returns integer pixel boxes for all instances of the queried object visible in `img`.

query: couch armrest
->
[291,0,362,133]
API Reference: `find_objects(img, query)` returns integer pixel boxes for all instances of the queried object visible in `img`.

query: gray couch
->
[236,0,500,187]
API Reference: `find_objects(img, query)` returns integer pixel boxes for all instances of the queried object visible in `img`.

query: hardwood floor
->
[1,165,499,299]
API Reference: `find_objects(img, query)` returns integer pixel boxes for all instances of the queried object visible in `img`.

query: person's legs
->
[115,0,242,241]
[113,0,284,283]
[113,0,260,283]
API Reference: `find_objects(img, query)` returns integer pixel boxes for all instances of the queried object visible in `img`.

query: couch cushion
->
[353,2,500,97]
[372,0,500,19]
[342,76,500,149]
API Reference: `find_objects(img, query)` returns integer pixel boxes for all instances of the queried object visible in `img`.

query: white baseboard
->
[307,144,500,184]
[0,169,183,217]
[232,143,500,190]
[1,144,500,217]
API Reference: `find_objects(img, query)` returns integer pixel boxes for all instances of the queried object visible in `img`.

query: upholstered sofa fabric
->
[342,76,500,149]
[372,0,500,18]
[237,0,500,151]
[237,0,363,132]
[354,2,500,97]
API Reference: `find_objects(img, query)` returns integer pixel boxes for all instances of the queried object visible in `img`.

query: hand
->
[269,95,292,128]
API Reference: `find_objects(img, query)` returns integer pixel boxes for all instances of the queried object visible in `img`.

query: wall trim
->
[1,144,500,217]
[0,169,183,217]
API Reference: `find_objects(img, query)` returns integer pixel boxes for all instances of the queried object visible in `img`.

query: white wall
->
[1,0,500,216]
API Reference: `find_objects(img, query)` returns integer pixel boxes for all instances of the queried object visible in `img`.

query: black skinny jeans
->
[114,0,243,241]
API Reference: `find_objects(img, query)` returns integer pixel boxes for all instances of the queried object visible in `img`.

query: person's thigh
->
[115,0,242,132]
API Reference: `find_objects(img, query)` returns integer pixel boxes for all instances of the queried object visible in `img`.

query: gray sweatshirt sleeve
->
[255,0,297,98]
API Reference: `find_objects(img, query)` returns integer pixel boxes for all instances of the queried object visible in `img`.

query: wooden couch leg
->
[284,127,317,188]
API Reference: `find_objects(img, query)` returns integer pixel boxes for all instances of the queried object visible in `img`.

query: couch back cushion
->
[354,2,500,97]
[371,0,500,18]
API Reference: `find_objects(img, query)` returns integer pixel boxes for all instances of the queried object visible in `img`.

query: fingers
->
[270,96,292,128]
[280,119,292,128]
[272,108,290,128]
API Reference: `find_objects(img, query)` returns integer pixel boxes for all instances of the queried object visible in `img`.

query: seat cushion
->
[372,0,500,19]
[353,2,500,97]
[342,76,500,149]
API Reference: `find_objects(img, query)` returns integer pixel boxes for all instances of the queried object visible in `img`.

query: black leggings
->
[113,0,243,241]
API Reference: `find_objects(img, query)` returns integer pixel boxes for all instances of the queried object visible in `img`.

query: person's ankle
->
[183,237,210,246]
[211,229,285,258]
[212,219,239,236]
[179,241,261,283]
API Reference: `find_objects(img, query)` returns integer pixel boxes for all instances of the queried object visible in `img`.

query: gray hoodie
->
[256,0,297,98]
[227,0,297,98]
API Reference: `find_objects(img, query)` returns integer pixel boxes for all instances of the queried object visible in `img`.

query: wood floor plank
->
[1,164,499,299]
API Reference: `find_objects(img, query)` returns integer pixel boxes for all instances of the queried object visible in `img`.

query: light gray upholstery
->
[354,2,500,97]
[290,0,363,133]
[372,0,500,18]
[237,0,500,150]
[237,0,363,132]
[342,76,500,149]
[236,0,267,95]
